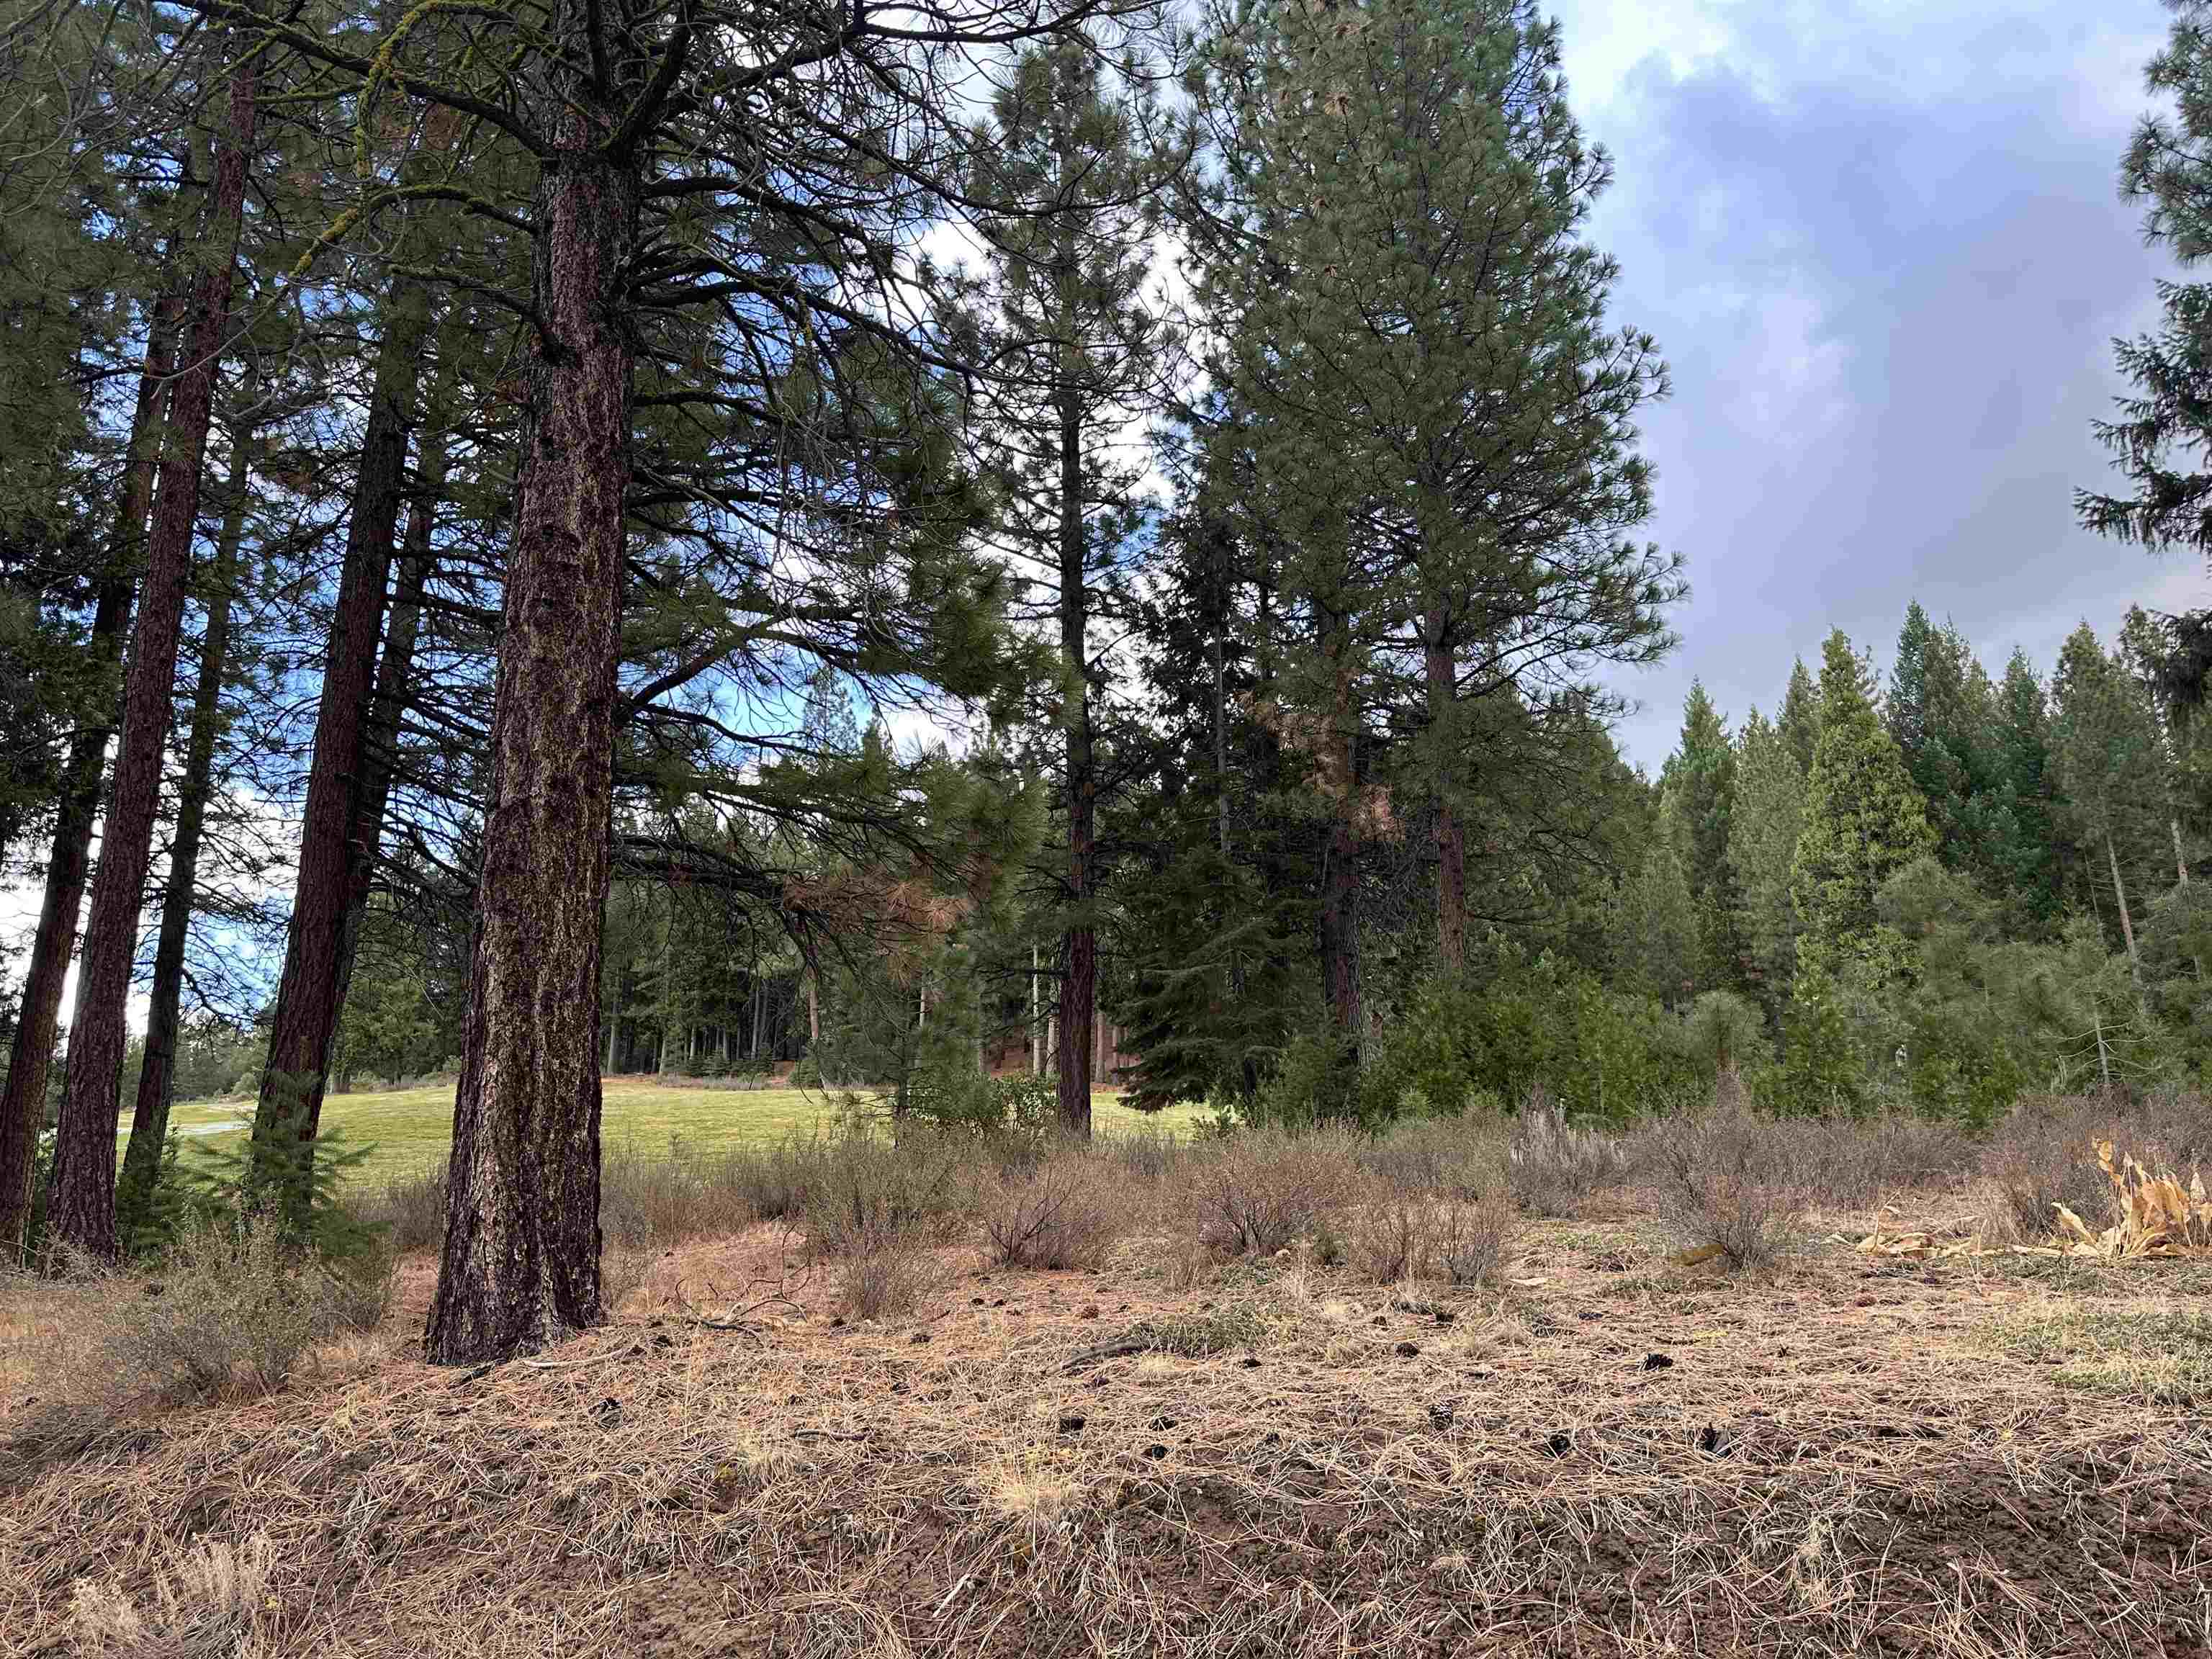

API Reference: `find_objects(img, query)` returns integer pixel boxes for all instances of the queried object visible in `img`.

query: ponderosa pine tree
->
[46,24,261,1261]
[956,35,1176,1136]
[1790,630,1935,974]
[115,402,256,1236]
[220,0,1118,1358]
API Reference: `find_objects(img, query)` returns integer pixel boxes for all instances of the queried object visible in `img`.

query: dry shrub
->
[1177,1125,1365,1256]
[1746,1114,1977,1210]
[351,1165,446,1252]
[1362,1113,1509,1197]
[831,1218,943,1321]
[1508,1102,1629,1217]
[1102,1126,1191,1187]
[8,1223,392,1468]
[790,1129,968,1322]
[1347,1190,1516,1287]
[70,1533,275,1658]
[1977,1097,2128,1246]
[1645,1107,1802,1271]
[981,1156,1125,1269]
[797,1128,969,1259]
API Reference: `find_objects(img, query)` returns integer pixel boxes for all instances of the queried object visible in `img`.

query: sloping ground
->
[7,1218,2212,1658]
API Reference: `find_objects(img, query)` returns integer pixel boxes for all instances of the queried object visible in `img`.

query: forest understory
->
[4,1105,2209,1658]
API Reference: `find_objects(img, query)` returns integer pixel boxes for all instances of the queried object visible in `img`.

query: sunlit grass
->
[126,1077,1205,1184]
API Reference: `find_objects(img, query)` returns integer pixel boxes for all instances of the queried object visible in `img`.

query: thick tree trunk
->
[1424,619,1466,971]
[47,58,257,1262]
[423,136,639,1364]
[1056,367,1095,1138]
[116,421,251,1233]
[0,292,179,1259]
[253,276,433,1218]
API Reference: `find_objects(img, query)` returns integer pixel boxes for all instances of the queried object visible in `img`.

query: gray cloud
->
[1545,1,2195,767]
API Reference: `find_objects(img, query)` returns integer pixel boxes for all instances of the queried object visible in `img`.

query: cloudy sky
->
[1544,0,2202,770]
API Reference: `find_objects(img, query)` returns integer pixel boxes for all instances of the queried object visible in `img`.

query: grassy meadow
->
[133,1076,1210,1184]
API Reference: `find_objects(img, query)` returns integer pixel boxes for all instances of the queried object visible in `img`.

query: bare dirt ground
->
[6,1197,2212,1658]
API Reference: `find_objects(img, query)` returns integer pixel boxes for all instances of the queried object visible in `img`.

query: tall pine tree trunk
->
[116,418,252,1232]
[253,275,434,1218]
[47,53,258,1262]
[1055,359,1095,1138]
[1318,617,1364,1096]
[332,397,451,1026]
[423,116,642,1363]
[1424,611,1466,971]
[0,288,180,1258]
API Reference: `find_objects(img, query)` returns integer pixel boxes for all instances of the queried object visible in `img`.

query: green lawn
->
[133,1078,1208,1185]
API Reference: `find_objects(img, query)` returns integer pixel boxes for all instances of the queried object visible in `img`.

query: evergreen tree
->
[1660,680,1745,991]
[1617,840,1698,1007]
[1790,630,1936,973]
[2079,0,2212,558]
[1986,648,2065,931]
[1728,707,1807,1017]
[1777,657,1821,776]
[955,35,1176,1136]
[2052,622,2170,974]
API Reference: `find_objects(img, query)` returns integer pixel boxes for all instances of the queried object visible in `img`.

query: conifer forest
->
[5,1,2212,1652]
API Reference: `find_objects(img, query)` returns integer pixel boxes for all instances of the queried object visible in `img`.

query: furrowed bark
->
[116,418,252,1233]
[46,53,258,1263]
[252,274,434,1220]
[0,287,181,1260]
[1424,613,1466,971]
[333,402,451,1023]
[1054,247,1095,1139]
[424,128,640,1364]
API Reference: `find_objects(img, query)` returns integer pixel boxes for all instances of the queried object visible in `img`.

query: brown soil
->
[7,1202,2212,1657]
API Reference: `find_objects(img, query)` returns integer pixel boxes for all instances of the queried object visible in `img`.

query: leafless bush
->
[1977,1097,2127,1246]
[1348,1190,1515,1287]
[1750,1114,1977,1210]
[832,1216,943,1321]
[1509,1102,1629,1217]
[799,1128,968,1260]
[1177,1126,1366,1256]
[981,1157,1125,1269]
[1102,1126,1191,1187]
[1645,1107,1802,1271]
[1362,1113,1509,1197]
[69,1533,275,1658]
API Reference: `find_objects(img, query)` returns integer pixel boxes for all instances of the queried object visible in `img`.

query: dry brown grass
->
[7,1202,2211,1659]
[14,1106,2212,1656]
